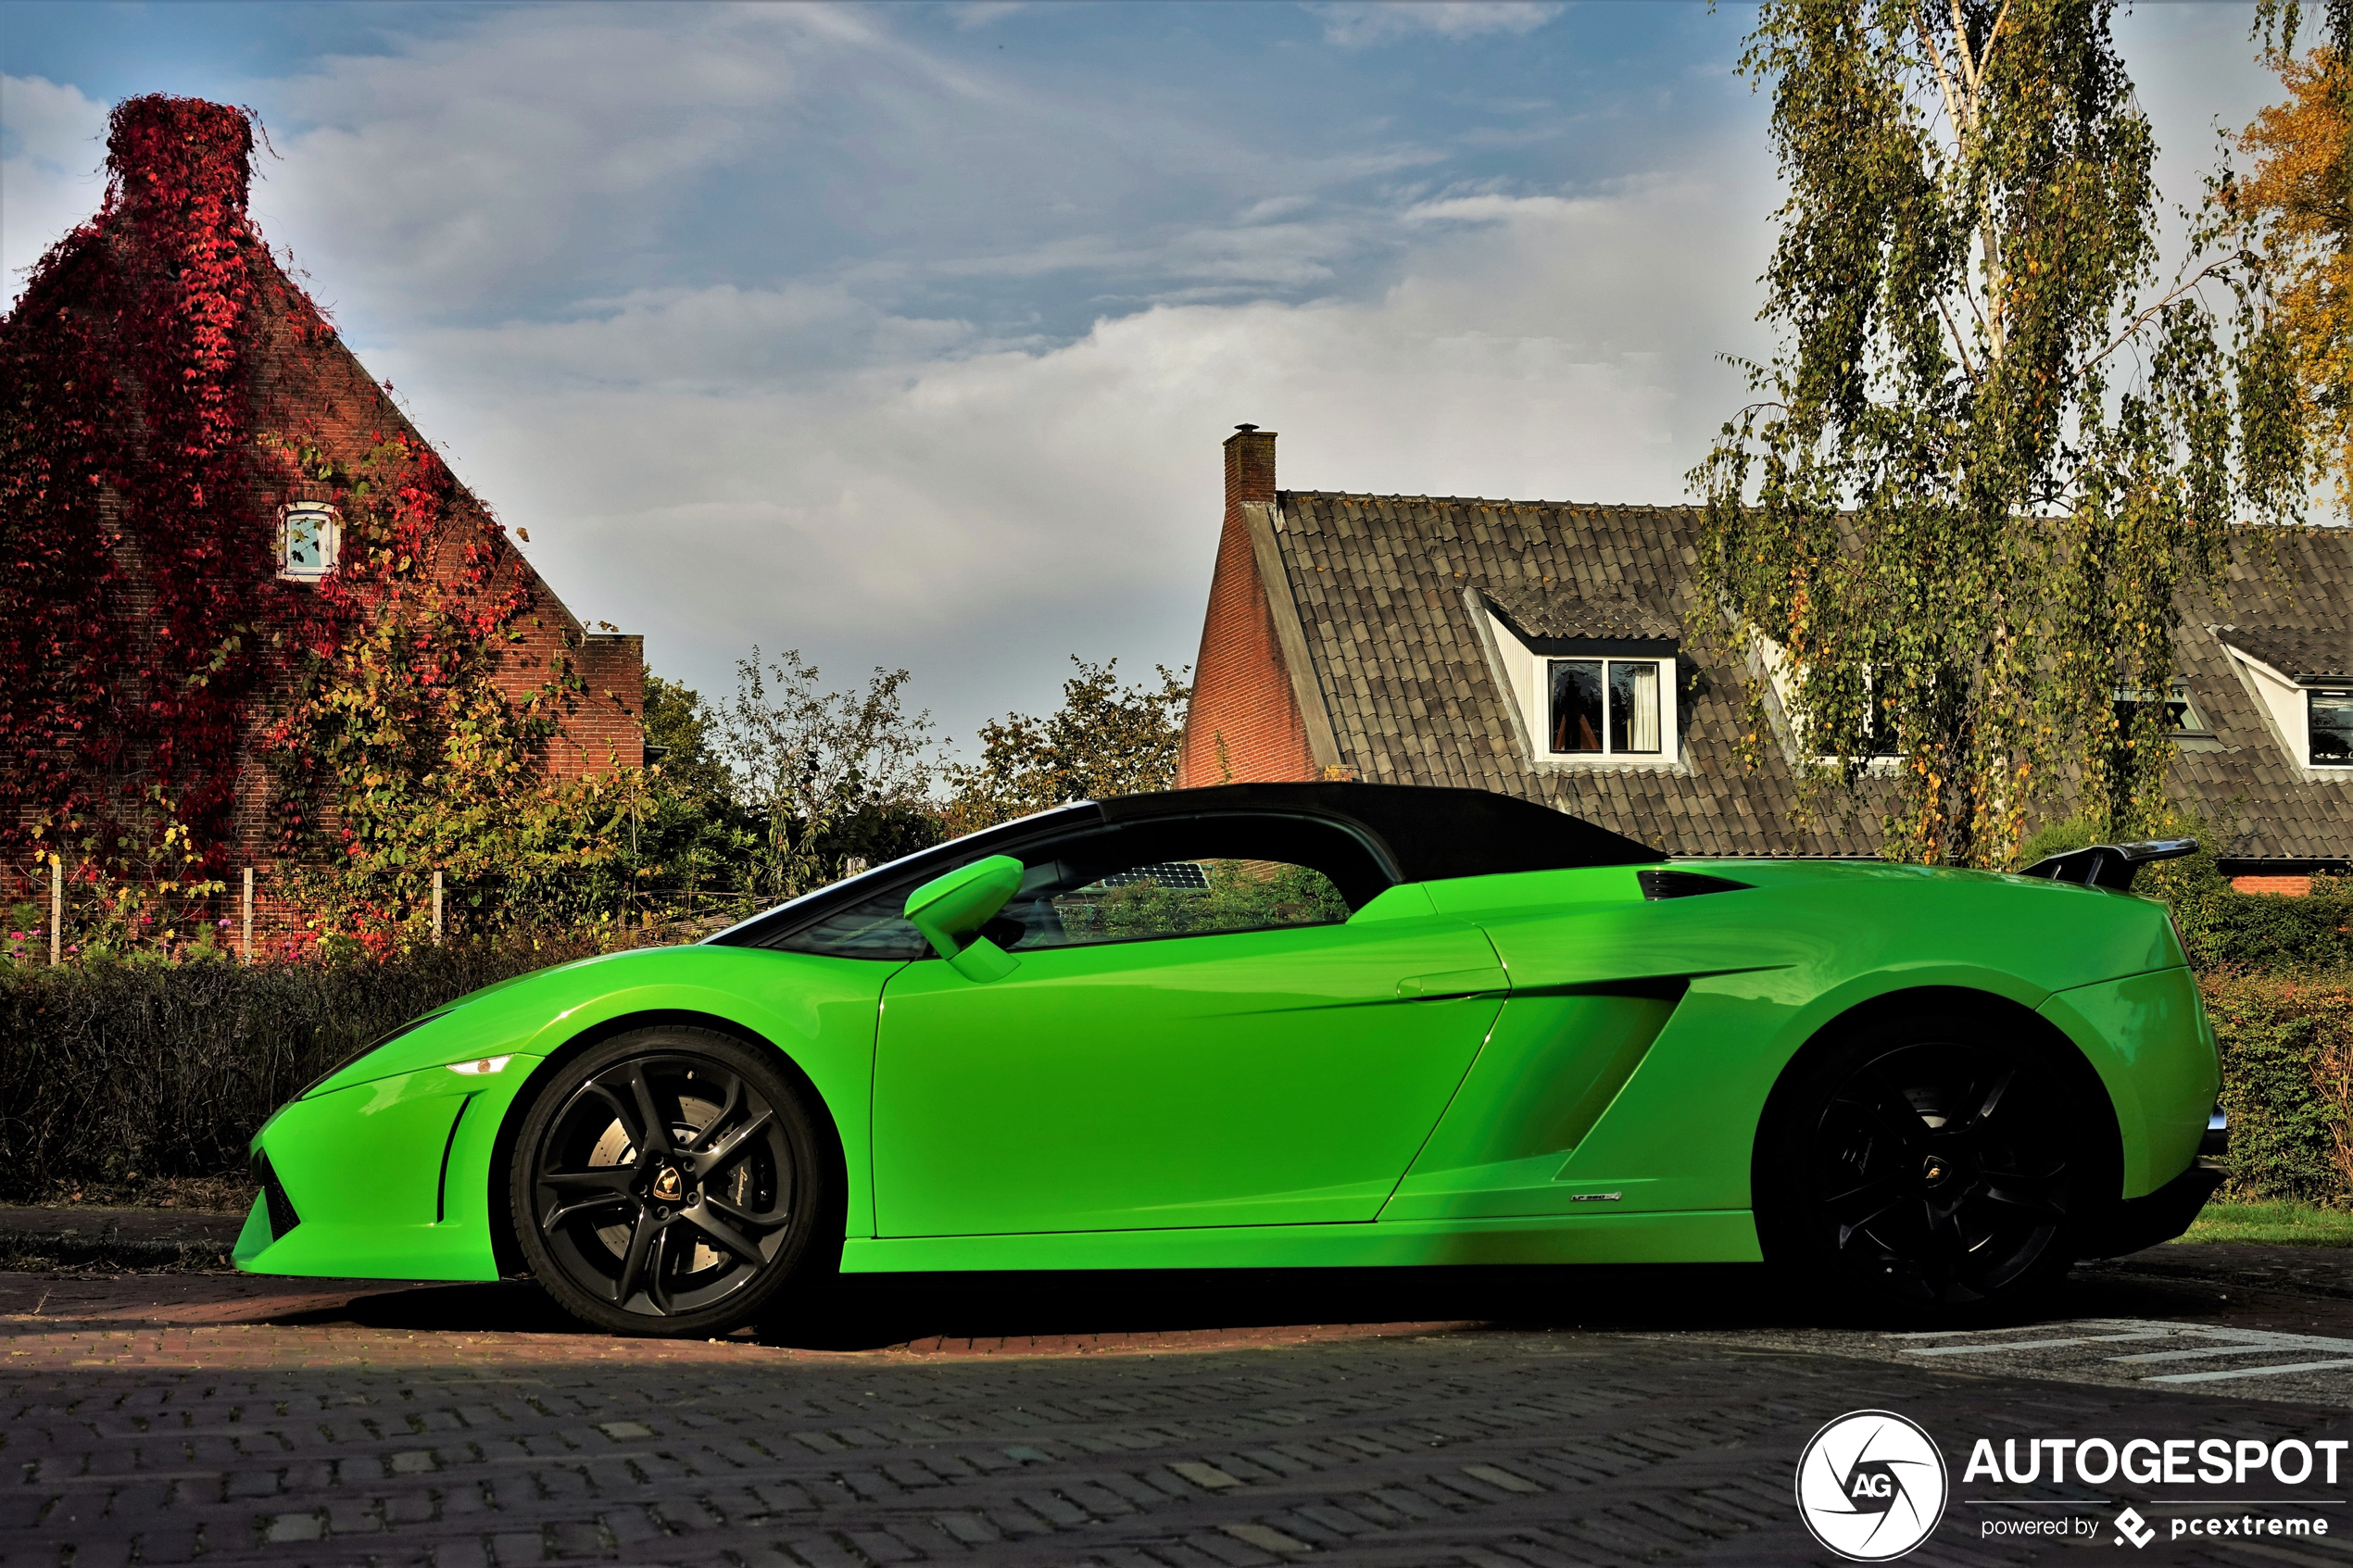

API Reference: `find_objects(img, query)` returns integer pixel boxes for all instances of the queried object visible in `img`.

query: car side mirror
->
[902,855,1024,982]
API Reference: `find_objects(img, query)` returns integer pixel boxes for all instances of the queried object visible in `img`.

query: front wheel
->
[1754,1010,2108,1322]
[510,1027,831,1336]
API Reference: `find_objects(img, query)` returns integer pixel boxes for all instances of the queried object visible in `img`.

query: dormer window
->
[1748,634,1900,764]
[1548,659,1665,756]
[1468,586,1683,770]
[278,502,340,581]
[2217,630,2348,775]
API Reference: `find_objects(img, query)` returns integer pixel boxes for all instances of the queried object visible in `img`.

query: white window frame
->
[1539,655,1675,760]
[2112,677,2217,749]
[2310,688,2353,769]
[277,502,341,582]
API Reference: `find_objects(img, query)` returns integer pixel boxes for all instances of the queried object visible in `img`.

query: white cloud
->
[2,75,110,297]
[1308,3,1563,48]
[366,174,1769,734]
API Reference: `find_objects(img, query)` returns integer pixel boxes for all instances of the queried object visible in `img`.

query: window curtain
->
[1628,663,1659,752]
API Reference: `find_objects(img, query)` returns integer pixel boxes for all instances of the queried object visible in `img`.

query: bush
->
[2201,972,2353,1204]
[0,939,599,1201]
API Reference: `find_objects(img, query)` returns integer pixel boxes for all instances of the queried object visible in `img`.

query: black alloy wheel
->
[1755,1013,2104,1320]
[510,1027,827,1336]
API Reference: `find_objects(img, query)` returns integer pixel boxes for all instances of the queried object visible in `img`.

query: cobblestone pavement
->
[6,1261,2353,1568]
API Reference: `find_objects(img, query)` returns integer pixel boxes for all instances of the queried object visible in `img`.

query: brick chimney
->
[1225,423,1277,514]
[107,95,255,225]
[1176,424,1321,787]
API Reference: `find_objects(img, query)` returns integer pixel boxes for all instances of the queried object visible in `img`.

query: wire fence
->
[0,854,881,965]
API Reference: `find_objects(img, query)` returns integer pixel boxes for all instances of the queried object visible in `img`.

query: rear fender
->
[1551,965,2056,1212]
[2035,968,2216,1199]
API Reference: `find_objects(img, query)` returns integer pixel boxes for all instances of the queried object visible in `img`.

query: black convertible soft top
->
[1096,782,1659,882]
[707,781,1660,948]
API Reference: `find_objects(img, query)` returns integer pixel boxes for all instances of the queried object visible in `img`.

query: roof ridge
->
[1279,489,1692,511]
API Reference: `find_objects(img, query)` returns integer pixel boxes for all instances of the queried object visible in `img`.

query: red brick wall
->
[245,271,640,769]
[2232,874,2316,897]
[1176,428,1317,787]
[556,633,647,775]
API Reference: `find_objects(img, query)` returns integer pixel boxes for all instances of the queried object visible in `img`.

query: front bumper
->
[233,1060,525,1282]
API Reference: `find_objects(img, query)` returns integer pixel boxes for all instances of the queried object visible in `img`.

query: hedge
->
[2203,972,2353,1205]
[0,940,600,1202]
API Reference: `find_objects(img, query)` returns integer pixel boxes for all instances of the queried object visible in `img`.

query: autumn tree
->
[2230,2,2353,515]
[939,659,1190,835]
[1694,0,2304,868]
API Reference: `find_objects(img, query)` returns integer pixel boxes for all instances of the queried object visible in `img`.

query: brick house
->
[0,97,641,913]
[1177,426,2353,890]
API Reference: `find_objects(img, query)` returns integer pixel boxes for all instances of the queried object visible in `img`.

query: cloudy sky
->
[1,1,2278,752]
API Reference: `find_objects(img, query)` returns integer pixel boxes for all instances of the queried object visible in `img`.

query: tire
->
[1754,1007,2107,1323]
[510,1026,830,1336]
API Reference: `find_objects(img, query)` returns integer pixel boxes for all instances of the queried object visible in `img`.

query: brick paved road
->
[6,1262,2353,1568]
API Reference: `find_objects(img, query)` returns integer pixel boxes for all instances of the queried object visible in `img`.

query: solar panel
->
[1093,860,1211,891]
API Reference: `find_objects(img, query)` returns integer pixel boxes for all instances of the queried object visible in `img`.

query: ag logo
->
[1794,1410,1949,1562]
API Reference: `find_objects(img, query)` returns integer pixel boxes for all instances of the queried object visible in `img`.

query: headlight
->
[446,1054,514,1076]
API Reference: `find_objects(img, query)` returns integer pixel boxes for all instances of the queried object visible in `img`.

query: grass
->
[2173,1199,2353,1247]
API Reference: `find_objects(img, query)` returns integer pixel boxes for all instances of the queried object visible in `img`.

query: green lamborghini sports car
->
[236,782,2223,1336]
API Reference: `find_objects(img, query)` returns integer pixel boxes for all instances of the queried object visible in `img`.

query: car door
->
[870,814,1508,1236]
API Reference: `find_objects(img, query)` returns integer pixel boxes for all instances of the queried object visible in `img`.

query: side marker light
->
[447,1055,514,1075]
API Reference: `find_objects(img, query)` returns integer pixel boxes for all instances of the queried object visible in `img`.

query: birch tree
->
[1693,0,2304,866]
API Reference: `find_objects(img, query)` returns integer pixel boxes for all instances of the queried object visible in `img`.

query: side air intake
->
[1639,870,1752,901]
[253,1150,301,1240]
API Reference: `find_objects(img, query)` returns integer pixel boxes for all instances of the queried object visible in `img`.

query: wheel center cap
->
[1922,1154,1951,1188]
[650,1167,684,1203]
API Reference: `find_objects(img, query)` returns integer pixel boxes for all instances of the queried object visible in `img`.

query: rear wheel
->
[1755,1010,2104,1321]
[510,1027,829,1336]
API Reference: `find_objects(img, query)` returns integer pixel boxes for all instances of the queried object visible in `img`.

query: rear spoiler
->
[2017,838,2197,893]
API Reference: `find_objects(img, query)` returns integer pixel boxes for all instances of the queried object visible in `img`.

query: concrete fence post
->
[433,869,444,945]
[49,858,60,966]
[243,867,255,966]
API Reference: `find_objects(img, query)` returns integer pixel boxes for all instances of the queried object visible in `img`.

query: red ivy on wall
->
[0,96,273,875]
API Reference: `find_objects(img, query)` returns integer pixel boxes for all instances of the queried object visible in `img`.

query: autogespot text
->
[1963,1436,2348,1486]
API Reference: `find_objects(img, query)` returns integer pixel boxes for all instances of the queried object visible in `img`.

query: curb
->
[0,1233,235,1273]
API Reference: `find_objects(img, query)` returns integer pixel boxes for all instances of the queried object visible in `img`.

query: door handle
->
[1395,966,1509,999]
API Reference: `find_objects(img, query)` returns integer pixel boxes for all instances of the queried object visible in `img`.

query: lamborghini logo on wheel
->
[1795,1410,1948,1561]
[650,1168,684,1202]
